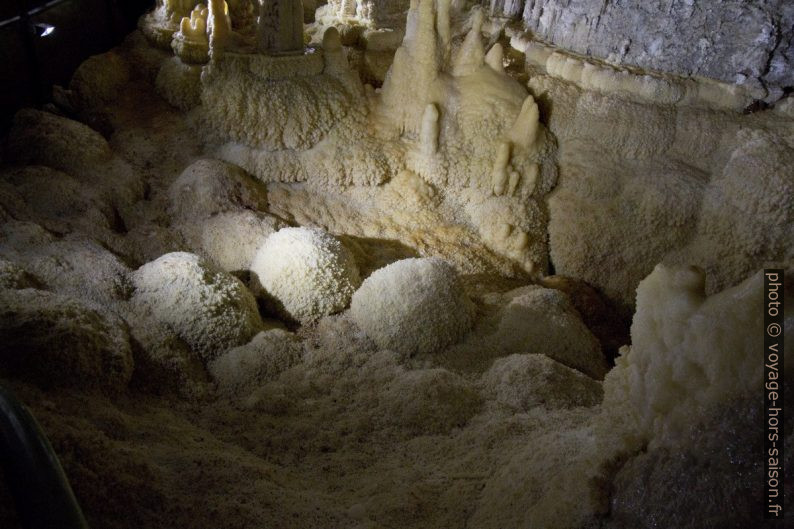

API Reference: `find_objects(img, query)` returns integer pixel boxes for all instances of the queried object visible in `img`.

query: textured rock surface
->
[3,109,144,216]
[0,288,133,391]
[492,0,794,101]
[604,391,794,529]
[600,265,794,449]
[209,328,304,397]
[481,353,603,410]
[487,286,608,379]
[131,252,264,361]
[193,210,285,273]
[0,3,790,529]
[537,74,794,308]
[168,159,269,222]
[0,259,35,290]
[377,367,483,434]
[351,257,475,355]
[168,159,284,272]
[250,227,361,324]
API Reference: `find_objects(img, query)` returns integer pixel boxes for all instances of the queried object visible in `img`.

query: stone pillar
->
[258,0,304,55]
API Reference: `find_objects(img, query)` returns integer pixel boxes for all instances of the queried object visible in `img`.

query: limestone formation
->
[250,227,361,324]
[350,257,475,355]
[131,252,264,361]
[0,2,791,529]
[258,0,305,55]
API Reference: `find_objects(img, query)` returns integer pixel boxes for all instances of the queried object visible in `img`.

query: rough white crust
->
[250,227,361,324]
[601,264,794,449]
[131,252,263,361]
[350,257,475,355]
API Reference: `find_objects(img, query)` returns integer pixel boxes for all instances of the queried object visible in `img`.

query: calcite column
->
[258,0,304,54]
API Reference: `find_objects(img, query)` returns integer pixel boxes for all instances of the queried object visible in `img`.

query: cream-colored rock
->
[167,159,283,272]
[194,210,285,272]
[350,257,475,355]
[601,265,793,450]
[171,4,210,64]
[168,158,268,222]
[486,286,607,379]
[209,328,304,396]
[373,0,555,273]
[672,129,794,294]
[481,354,603,411]
[537,72,792,308]
[131,252,264,361]
[199,53,363,152]
[471,410,609,529]
[250,227,360,324]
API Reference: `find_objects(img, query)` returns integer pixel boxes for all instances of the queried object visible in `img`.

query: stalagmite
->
[420,103,440,155]
[492,141,511,195]
[485,42,504,73]
[452,7,485,76]
[507,95,540,151]
[166,0,201,19]
[171,4,210,64]
[257,0,304,55]
[178,5,208,42]
[322,27,345,72]
[436,0,452,55]
[207,0,231,53]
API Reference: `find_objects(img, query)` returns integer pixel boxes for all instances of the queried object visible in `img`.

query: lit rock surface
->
[487,286,608,379]
[250,227,360,324]
[194,210,285,273]
[492,0,794,101]
[350,257,475,355]
[0,238,133,310]
[131,252,264,361]
[168,159,284,272]
[539,74,794,307]
[601,265,794,449]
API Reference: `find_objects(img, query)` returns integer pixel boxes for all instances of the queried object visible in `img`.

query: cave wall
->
[487,0,794,101]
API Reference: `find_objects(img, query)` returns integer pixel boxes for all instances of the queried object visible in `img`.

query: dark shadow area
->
[0,0,154,132]
[337,234,420,280]
[540,275,632,366]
